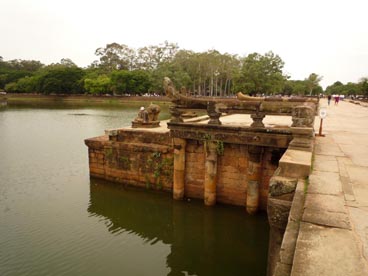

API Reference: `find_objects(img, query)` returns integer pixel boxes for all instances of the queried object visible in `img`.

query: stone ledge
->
[279,149,312,178]
[274,179,306,276]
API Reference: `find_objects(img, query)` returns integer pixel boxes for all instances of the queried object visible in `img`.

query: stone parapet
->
[278,149,312,178]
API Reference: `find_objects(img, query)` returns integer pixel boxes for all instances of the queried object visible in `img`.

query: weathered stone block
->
[267,198,292,230]
[274,262,292,276]
[269,176,298,197]
[279,149,312,178]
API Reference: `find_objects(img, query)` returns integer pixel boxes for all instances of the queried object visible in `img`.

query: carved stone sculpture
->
[291,105,315,127]
[132,104,161,128]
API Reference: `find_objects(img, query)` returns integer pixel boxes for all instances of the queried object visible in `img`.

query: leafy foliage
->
[110,70,151,95]
[1,43,367,97]
[234,51,286,95]
[37,66,85,94]
[84,75,111,95]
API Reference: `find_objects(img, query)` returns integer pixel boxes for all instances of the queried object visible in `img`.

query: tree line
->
[1,42,367,97]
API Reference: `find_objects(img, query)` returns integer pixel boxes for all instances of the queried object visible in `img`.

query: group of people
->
[327,95,340,106]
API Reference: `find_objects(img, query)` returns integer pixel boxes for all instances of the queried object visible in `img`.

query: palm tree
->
[306,73,323,95]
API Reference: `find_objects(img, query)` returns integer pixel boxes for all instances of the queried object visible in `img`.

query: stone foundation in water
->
[84,121,298,212]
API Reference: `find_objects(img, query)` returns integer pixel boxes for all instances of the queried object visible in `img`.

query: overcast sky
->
[1,0,367,88]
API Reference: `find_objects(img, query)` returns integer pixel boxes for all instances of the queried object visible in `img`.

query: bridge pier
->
[173,138,186,200]
[246,145,263,214]
[204,141,218,206]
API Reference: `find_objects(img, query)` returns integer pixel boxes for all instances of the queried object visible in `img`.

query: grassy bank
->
[4,93,171,107]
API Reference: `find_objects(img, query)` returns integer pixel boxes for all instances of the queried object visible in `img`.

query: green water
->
[0,102,269,276]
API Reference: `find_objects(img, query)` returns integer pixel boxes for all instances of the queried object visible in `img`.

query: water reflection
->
[88,178,269,276]
[0,99,7,107]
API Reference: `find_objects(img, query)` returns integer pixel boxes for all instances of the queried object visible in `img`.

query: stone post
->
[207,102,222,125]
[170,105,184,123]
[246,145,263,214]
[173,138,186,200]
[204,141,218,206]
[250,112,266,128]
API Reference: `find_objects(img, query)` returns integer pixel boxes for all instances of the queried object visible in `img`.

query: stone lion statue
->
[133,103,161,124]
[146,103,161,122]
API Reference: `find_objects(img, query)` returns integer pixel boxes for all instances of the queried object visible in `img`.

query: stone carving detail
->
[291,105,315,127]
[163,77,181,101]
[132,104,161,128]
[169,105,184,123]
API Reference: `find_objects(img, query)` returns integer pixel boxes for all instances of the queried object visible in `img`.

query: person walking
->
[334,95,340,105]
[328,94,332,105]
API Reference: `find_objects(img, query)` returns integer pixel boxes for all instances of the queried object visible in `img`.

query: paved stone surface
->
[308,171,342,195]
[292,99,368,275]
[292,222,367,276]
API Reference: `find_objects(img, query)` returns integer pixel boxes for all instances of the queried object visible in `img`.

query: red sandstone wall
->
[217,144,248,206]
[87,135,173,191]
[184,140,205,199]
[86,135,280,211]
[183,140,279,210]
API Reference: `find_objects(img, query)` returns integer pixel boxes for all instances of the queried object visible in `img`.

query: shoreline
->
[1,93,171,106]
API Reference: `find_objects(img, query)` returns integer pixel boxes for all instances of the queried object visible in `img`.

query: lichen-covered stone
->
[269,176,298,197]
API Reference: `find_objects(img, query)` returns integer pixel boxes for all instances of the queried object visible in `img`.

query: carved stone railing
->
[163,77,318,129]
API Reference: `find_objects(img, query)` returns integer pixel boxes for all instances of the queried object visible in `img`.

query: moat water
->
[0,102,269,276]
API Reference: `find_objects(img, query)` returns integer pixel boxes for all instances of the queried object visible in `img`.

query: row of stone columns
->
[172,138,264,214]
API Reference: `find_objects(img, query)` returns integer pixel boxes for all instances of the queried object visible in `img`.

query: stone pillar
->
[289,127,315,152]
[173,138,186,200]
[250,112,266,128]
[169,105,184,123]
[204,141,218,206]
[246,145,263,214]
[207,102,222,125]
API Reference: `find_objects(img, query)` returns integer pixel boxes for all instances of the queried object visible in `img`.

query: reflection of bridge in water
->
[88,178,269,276]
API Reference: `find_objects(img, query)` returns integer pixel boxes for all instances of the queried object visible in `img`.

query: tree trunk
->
[219,78,223,97]
[210,75,213,97]
[224,79,228,96]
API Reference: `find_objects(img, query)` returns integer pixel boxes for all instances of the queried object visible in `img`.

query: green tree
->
[359,77,368,97]
[15,76,38,92]
[325,81,344,96]
[283,80,309,95]
[0,58,43,89]
[37,66,85,94]
[95,43,136,71]
[305,73,323,95]
[84,75,111,95]
[110,70,151,95]
[136,41,178,70]
[344,82,360,96]
[234,51,286,95]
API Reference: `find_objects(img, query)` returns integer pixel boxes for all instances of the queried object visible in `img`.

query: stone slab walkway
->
[291,99,368,275]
